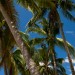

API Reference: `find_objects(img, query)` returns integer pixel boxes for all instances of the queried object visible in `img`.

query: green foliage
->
[13,50,30,75]
[0,20,5,27]
[19,31,69,75]
[27,27,46,36]
[59,0,75,21]
[56,38,75,57]
[0,0,75,75]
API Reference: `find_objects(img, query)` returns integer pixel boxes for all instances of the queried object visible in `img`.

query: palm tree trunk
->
[48,43,57,75]
[0,2,40,75]
[59,23,75,75]
[48,35,57,75]
[51,47,57,75]
[4,62,8,75]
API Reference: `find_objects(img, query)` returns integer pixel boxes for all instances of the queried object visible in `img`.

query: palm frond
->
[17,0,40,13]
[0,0,18,24]
[59,0,75,11]
[57,63,67,75]
[39,18,49,34]
[29,38,45,46]
[39,17,48,26]
[59,0,75,21]
[27,21,40,28]
[32,51,43,65]
[62,10,75,21]
[38,48,48,61]
[19,31,29,42]
[56,38,75,57]
[13,50,25,66]
[34,0,55,9]
[13,50,26,75]
[19,31,31,51]
[0,20,5,27]
[56,58,64,64]
[26,27,46,36]
[28,8,47,26]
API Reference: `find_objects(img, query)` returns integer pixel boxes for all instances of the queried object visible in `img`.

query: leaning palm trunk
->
[0,3,40,75]
[51,51,57,75]
[50,45,57,75]
[48,43,57,75]
[48,26,57,75]
[4,62,8,75]
[59,23,75,75]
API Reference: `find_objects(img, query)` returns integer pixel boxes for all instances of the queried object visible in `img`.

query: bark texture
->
[0,2,40,75]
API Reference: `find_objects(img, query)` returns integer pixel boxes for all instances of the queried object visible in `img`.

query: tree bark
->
[4,62,8,75]
[0,2,40,75]
[48,44,57,75]
[52,50,57,75]
[50,46,57,75]
[60,23,75,75]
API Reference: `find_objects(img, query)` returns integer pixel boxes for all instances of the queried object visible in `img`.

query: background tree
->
[26,17,75,75]
[22,0,75,74]
[0,0,40,75]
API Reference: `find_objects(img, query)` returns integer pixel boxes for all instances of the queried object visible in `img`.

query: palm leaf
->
[13,50,25,66]
[19,31,29,42]
[0,20,5,27]
[19,32,36,56]
[56,38,75,57]
[34,0,55,9]
[13,50,26,75]
[17,0,40,13]
[62,10,75,21]
[18,0,47,24]
[39,17,49,26]
[38,48,48,61]
[59,0,75,11]
[27,27,46,36]
[56,58,64,64]
[27,8,47,26]
[32,51,43,65]
[19,31,31,51]
[29,38,45,46]
[59,0,75,21]
[0,0,17,24]
[56,63,67,75]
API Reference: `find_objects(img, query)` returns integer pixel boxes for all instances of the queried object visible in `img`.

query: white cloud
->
[39,58,75,75]
[63,57,75,75]
[64,57,75,63]
[65,31,74,34]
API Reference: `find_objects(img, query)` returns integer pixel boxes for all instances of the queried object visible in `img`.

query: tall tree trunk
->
[48,44,57,75]
[48,28,57,75]
[51,46,57,75]
[4,62,8,75]
[0,3,40,75]
[59,23,75,75]
[52,52,57,75]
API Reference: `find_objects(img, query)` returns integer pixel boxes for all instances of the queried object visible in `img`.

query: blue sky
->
[0,1,75,75]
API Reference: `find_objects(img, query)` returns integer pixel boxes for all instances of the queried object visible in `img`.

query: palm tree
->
[20,31,68,75]
[22,0,75,74]
[17,0,47,26]
[59,0,75,21]
[59,22,75,75]
[0,0,19,75]
[58,1,75,74]
[0,1,40,75]
[0,25,31,75]
[26,18,75,75]
[17,3,58,74]
[0,19,19,75]
[13,49,30,75]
